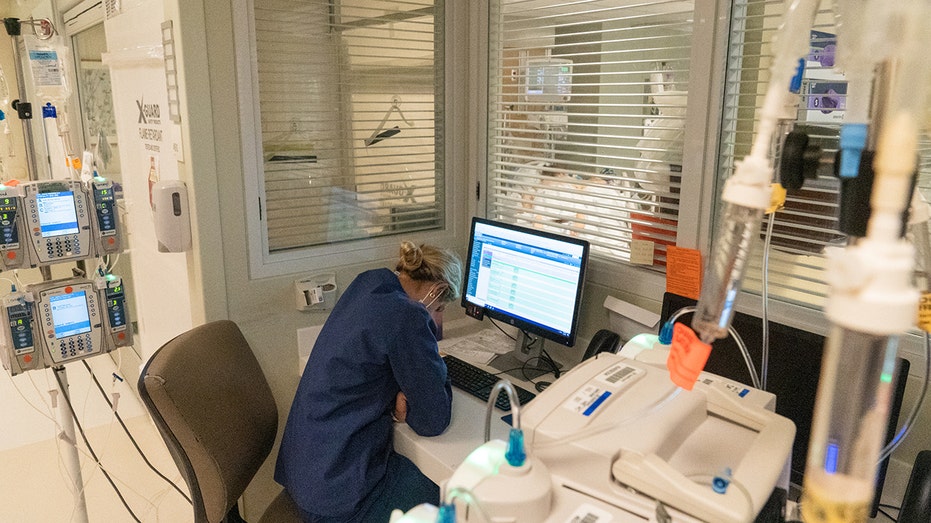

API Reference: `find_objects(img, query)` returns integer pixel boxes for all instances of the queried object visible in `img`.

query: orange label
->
[918,292,931,333]
[667,322,711,390]
[666,245,702,300]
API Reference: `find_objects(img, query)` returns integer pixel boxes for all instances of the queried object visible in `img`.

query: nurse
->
[275,241,462,522]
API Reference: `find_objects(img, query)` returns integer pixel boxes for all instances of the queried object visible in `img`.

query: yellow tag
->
[918,292,931,333]
[800,483,869,523]
[767,183,787,214]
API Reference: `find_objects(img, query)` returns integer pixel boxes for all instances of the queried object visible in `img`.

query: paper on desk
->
[439,328,515,365]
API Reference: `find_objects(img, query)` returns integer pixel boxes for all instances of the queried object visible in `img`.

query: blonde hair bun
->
[398,241,424,272]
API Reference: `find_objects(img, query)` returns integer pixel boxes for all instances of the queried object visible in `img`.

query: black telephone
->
[582,329,621,361]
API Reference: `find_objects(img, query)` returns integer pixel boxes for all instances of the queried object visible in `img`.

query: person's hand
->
[393,391,408,423]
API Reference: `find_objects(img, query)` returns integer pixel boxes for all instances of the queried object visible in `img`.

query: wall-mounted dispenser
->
[153,180,191,253]
[295,273,336,311]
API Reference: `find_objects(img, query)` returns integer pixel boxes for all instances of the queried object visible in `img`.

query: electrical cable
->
[488,317,518,341]
[81,360,192,504]
[52,368,143,523]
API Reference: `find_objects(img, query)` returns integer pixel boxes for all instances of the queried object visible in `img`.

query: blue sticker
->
[583,391,612,416]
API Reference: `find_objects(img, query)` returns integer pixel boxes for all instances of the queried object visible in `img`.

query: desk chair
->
[138,320,301,523]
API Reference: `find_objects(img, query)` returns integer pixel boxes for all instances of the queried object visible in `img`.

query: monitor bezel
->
[461,217,589,347]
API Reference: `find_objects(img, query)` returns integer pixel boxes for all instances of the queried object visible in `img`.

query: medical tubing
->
[687,473,755,522]
[751,0,820,159]
[761,212,776,391]
[53,369,143,523]
[82,361,192,504]
[877,331,929,463]
[484,379,521,443]
[532,387,682,451]
[443,487,490,522]
[666,306,761,390]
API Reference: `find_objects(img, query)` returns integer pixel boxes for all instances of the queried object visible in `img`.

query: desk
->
[393,321,545,484]
[393,388,513,484]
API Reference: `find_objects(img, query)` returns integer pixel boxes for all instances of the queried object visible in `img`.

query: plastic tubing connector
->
[658,320,674,345]
[839,123,868,179]
[437,503,455,523]
[505,428,527,467]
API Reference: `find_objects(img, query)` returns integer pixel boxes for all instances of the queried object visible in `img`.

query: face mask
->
[419,283,447,312]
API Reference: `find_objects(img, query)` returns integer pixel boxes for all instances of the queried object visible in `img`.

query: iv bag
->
[26,38,72,104]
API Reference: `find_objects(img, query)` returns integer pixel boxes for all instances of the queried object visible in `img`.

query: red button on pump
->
[23,354,32,363]
[64,286,73,294]
[117,332,125,340]
[6,251,15,259]
[108,238,115,245]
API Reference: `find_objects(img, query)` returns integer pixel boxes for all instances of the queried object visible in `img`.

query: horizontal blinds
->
[487,0,695,267]
[721,0,931,310]
[252,0,444,253]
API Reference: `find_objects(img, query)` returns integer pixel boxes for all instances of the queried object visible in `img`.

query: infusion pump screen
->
[49,291,92,338]
[36,192,80,238]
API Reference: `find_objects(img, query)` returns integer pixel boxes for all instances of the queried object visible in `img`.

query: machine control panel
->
[22,180,93,265]
[91,178,121,255]
[0,185,29,270]
[0,276,133,375]
[33,279,104,365]
[0,291,40,375]
[96,274,132,348]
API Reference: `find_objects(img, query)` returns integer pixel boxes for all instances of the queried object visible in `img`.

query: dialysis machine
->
[0,177,131,376]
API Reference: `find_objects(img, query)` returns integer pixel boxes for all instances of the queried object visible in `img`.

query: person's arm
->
[389,308,452,436]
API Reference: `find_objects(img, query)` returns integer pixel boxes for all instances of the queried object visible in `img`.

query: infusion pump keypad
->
[35,283,103,365]
[23,181,93,264]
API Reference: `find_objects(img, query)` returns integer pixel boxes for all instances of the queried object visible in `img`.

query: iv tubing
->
[761,213,776,391]
[877,331,929,463]
[484,379,521,443]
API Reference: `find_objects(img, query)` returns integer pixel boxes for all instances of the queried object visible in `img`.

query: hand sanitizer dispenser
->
[153,180,191,253]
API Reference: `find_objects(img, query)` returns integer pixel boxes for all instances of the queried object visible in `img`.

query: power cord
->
[52,367,143,523]
[82,360,192,504]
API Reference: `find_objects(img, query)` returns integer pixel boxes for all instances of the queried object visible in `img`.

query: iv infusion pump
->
[0,275,133,375]
[0,178,123,269]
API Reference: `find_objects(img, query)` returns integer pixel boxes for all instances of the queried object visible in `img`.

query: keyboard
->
[443,354,536,410]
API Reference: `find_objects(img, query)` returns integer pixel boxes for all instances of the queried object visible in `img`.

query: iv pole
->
[2,17,91,523]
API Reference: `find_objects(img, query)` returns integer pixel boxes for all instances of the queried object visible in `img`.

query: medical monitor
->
[525,59,573,103]
[36,191,80,238]
[462,217,589,377]
[49,291,92,338]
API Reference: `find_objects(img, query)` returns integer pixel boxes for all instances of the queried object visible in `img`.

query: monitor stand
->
[488,331,562,380]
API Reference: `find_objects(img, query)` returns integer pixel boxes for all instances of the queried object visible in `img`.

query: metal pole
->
[6,31,38,181]
[53,365,90,523]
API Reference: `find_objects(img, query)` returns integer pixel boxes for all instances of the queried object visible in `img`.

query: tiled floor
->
[0,354,192,522]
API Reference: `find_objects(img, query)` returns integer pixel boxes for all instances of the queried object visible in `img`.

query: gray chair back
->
[139,320,279,523]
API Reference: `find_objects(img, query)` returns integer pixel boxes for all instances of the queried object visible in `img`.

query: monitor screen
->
[36,191,79,238]
[50,291,92,339]
[462,217,589,347]
[525,59,573,103]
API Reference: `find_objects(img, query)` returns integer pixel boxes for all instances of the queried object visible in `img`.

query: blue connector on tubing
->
[658,320,675,345]
[42,103,57,119]
[437,503,455,523]
[505,428,526,467]
[839,124,868,179]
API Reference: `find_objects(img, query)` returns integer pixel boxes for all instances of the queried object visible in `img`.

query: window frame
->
[234,0,467,279]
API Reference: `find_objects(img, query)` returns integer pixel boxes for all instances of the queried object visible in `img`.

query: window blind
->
[487,0,695,267]
[720,0,931,310]
[251,0,444,253]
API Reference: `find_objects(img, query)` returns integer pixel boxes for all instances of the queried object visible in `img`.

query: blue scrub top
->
[275,268,452,517]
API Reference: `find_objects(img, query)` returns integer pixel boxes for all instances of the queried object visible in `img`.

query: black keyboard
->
[443,355,536,410]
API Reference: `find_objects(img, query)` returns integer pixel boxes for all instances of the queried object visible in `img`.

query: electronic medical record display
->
[49,291,92,339]
[36,191,80,238]
[462,217,589,346]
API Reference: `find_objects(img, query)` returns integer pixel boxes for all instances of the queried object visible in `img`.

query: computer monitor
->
[462,217,589,378]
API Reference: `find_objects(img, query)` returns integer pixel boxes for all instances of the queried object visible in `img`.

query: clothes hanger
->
[365,96,414,146]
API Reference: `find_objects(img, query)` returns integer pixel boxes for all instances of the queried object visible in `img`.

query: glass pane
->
[252,0,445,253]
[487,0,694,268]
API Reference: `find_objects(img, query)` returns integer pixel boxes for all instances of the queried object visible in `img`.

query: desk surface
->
[393,388,513,484]
[393,321,544,484]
